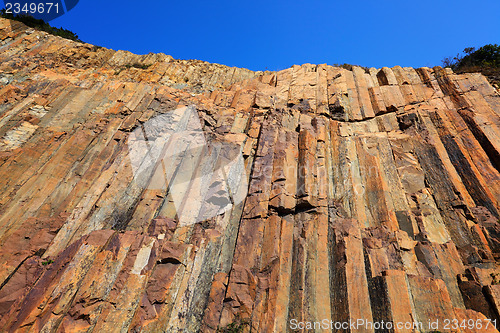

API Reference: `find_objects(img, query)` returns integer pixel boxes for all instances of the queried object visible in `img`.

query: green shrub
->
[217,316,249,333]
[442,44,500,87]
[0,9,82,42]
[124,63,151,70]
[442,44,500,70]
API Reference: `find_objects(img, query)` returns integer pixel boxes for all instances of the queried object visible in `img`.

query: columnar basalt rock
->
[1,17,500,332]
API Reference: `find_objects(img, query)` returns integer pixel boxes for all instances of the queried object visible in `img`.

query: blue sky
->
[14,0,500,71]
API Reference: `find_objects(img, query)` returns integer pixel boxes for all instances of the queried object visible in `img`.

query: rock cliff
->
[1,17,500,332]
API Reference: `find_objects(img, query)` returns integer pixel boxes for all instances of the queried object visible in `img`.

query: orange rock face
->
[1,17,500,332]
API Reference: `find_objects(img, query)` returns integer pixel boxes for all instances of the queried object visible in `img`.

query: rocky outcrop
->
[0,17,500,332]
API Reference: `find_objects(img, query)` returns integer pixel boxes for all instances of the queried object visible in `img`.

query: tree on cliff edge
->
[443,44,500,87]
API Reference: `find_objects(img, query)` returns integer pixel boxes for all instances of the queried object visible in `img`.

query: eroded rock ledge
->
[0,17,500,332]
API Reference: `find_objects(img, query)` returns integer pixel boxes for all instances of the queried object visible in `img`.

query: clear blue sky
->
[16,0,500,71]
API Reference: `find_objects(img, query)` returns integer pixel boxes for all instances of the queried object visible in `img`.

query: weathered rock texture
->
[1,17,500,332]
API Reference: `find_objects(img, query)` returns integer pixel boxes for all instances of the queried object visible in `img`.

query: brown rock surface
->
[0,17,500,332]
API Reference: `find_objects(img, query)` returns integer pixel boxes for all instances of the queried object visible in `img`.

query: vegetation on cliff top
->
[0,9,81,42]
[2,9,499,89]
[442,44,500,87]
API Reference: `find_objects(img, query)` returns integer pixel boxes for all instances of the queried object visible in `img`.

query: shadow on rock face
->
[127,105,249,228]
